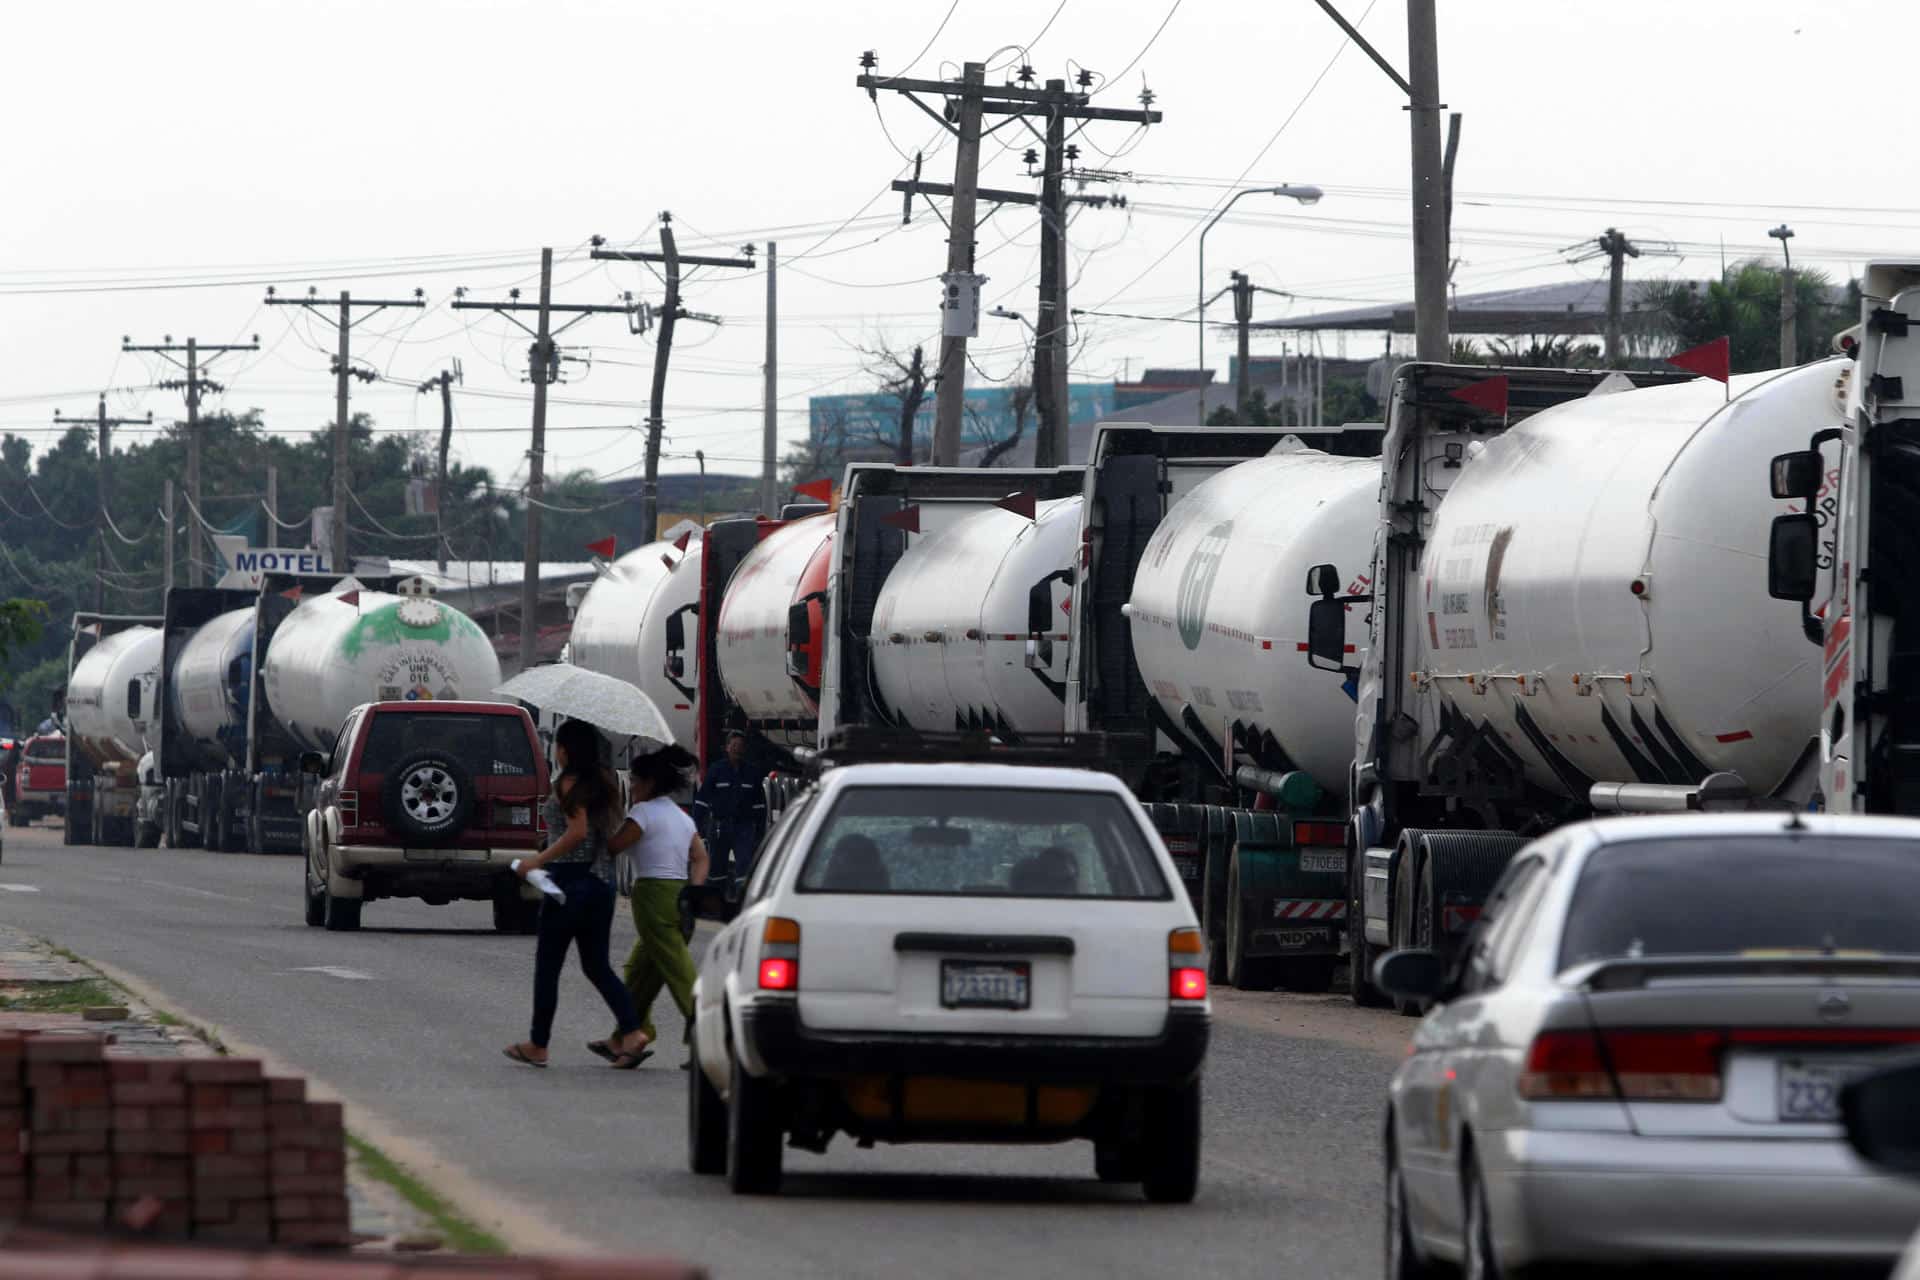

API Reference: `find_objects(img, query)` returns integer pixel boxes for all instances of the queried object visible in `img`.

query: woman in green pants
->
[599,745,709,1065]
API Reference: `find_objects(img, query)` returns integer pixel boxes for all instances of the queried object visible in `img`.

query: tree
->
[863,343,936,466]
[1639,262,1854,373]
[973,366,1033,467]
[1484,335,1603,368]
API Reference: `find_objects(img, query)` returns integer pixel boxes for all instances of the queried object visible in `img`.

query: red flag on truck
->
[585,536,616,560]
[1448,375,1509,416]
[996,491,1037,520]
[1666,336,1731,384]
[793,478,832,505]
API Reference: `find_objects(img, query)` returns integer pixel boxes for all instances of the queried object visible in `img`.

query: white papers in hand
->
[511,859,566,904]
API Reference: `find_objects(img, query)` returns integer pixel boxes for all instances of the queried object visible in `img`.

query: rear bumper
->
[16,790,64,811]
[333,842,539,897]
[1483,1128,1920,1267]
[738,1001,1209,1087]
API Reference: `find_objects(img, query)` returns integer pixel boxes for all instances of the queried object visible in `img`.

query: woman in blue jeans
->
[502,720,651,1069]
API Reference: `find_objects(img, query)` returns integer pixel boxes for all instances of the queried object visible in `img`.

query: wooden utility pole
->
[763,241,778,516]
[454,255,646,666]
[162,480,175,595]
[1770,223,1797,366]
[122,334,258,587]
[53,396,150,610]
[591,217,753,536]
[264,288,424,573]
[1598,228,1641,365]
[419,363,460,574]
[1230,272,1255,417]
[868,63,1161,463]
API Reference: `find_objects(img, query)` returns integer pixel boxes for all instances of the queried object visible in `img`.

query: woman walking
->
[503,720,651,1070]
[602,744,709,1065]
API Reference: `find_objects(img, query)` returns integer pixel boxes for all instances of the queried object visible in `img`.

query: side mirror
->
[1305,563,1341,597]
[1767,512,1818,603]
[1843,1055,1920,1176]
[1770,449,1822,501]
[1306,597,1349,670]
[1372,948,1446,1003]
[299,751,328,777]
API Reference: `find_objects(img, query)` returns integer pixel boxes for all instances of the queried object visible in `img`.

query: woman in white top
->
[596,744,710,1066]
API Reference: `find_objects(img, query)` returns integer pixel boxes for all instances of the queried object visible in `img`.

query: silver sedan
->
[1376,812,1920,1278]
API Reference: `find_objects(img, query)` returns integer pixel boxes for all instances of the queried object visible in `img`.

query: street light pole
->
[1198,185,1322,424]
[1769,223,1796,367]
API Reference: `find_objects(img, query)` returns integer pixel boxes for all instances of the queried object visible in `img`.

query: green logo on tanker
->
[1174,521,1232,650]
[338,600,483,660]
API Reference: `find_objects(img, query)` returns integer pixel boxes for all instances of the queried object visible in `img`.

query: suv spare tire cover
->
[382,748,476,847]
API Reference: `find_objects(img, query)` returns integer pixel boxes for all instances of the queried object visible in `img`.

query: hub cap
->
[400,764,458,826]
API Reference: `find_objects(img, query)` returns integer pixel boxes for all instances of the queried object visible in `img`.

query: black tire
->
[206,778,231,853]
[1094,1140,1143,1184]
[1385,1131,1441,1280]
[1276,956,1337,993]
[6,807,23,828]
[1398,861,1437,1019]
[1139,1077,1201,1204]
[688,1050,728,1176]
[135,821,160,849]
[382,750,474,847]
[1349,847,1390,1008]
[321,843,361,931]
[1224,849,1279,992]
[725,1050,784,1195]
[303,863,326,927]
[1461,1155,1509,1280]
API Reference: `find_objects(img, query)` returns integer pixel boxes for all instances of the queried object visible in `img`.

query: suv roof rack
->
[807,726,1146,774]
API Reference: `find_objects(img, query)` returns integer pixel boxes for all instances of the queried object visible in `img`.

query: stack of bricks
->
[0,1029,351,1247]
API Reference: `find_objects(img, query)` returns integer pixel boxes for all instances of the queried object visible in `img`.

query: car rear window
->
[357,713,535,778]
[25,740,63,762]
[797,786,1170,900]
[1557,834,1920,969]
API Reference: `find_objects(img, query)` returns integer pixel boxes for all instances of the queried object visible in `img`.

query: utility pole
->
[1770,223,1797,366]
[419,362,461,574]
[122,334,259,587]
[591,217,752,535]
[1598,228,1641,365]
[696,450,708,523]
[1230,271,1255,417]
[1312,0,1450,360]
[454,254,647,667]
[264,288,424,574]
[53,396,150,610]
[763,241,778,517]
[867,60,1161,462]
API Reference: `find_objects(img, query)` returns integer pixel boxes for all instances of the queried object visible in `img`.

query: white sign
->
[941,271,987,339]
[211,536,390,590]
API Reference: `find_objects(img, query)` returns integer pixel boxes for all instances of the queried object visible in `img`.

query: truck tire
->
[303,866,326,927]
[1348,846,1390,1009]
[322,889,361,932]
[1199,807,1230,984]
[1391,849,1424,1017]
[205,778,230,853]
[725,1051,783,1195]
[1139,1077,1201,1204]
[383,751,474,847]
[688,1052,728,1176]
[135,821,161,849]
[1094,1139,1144,1184]
[1224,847,1279,992]
[6,807,23,828]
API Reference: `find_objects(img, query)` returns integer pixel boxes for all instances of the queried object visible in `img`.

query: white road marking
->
[130,879,253,904]
[0,884,41,893]
[287,966,376,981]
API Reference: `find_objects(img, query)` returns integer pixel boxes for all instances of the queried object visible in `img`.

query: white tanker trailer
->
[566,537,702,748]
[63,615,163,847]
[716,513,834,750]
[1304,360,1832,1005]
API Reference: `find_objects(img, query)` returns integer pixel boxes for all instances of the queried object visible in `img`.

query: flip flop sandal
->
[503,1045,547,1069]
[586,1040,617,1063]
[610,1049,654,1070]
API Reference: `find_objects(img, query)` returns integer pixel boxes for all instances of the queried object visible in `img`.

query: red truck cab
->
[11,734,68,826]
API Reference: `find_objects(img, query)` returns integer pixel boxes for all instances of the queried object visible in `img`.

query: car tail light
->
[758,917,800,992]
[338,790,359,828]
[1168,927,1207,1002]
[1294,820,1345,847]
[1519,1028,1725,1102]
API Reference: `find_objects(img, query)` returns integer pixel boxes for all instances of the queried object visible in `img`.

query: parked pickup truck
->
[11,733,68,826]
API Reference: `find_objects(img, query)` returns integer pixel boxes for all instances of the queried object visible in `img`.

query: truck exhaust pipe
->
[1589,771,1751,815]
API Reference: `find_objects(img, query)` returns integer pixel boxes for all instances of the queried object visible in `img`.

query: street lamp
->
[1769,223,1796,366]
[1198,185,1323,423]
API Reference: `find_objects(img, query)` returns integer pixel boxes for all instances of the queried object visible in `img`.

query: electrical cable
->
[100,506,147,546]
[1097,0,1182,92]
[24,483,90,531]
[872,0,962,86]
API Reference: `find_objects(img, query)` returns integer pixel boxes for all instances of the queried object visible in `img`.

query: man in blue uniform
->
[693,731,766,884]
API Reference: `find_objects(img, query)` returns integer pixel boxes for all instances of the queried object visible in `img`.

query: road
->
[0,822,1408,1277]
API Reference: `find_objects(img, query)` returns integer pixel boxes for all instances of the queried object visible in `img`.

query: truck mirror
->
[1769,450,1823,501]
[298,751,328,776]
[1844,1057,1920,1176]
[1305,563,1341,597]
[1767,512,1818,602]
[1306,597,1348,670]
[1372,949,1446,1002]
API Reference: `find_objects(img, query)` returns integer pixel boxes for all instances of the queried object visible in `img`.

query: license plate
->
[1777,1060,1865,1122]
[941,961,1030,1010]
[1300,850,1344,874]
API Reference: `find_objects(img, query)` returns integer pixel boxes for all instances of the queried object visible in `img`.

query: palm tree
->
[1638,261,1854,373]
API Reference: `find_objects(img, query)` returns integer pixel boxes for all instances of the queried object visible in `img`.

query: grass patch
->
[346,1134,507,1255]
[0,978,118,1013]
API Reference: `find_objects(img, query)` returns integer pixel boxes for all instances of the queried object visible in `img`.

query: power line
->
[1098,0,1182,91]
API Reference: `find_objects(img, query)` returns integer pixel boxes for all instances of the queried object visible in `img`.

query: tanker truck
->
[152,573,503,854]
[567,535,702,749]
[63,613,164,847]
[1304,361,1831,1007]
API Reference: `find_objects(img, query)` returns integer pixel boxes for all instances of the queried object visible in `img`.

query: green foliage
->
[1639,261,1855,373]
[1204,379,1380,428]
[0,599,45,666]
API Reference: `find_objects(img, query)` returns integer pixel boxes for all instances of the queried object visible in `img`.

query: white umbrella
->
[493,664,674,750]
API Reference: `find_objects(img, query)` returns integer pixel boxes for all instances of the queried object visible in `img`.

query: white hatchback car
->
[686,758,1210,1199]
[1375,813,1920,1278]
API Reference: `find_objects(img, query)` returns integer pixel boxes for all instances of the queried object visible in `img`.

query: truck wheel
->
[303,867,326,928]
[205,779,229,853]
[1094,1140,1143,1184]
[1393,859,1436,1019]
[1139,1077,1201,1204]
[1349,847,1389,1008]
[323,891,361,932]
[688,1050,728,1176]
[725,1050,784,1195]
[1225,850,1279,992]
[383,751,474,847]
[6,808,23,828]
[135,822,161,849]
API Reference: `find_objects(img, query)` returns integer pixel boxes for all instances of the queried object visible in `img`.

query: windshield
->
[798,786,1170,900]
[358,713,535,778]
[25,740,64,762]
[1557,834,1920,968]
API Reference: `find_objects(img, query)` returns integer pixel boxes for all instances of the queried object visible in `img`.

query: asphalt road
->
[0,821,1408,1278]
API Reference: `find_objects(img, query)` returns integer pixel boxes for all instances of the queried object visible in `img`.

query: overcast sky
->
[4,0,1914,503]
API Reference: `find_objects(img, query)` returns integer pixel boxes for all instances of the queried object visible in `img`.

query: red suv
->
[11,734,67,826]
[301,702,549,933]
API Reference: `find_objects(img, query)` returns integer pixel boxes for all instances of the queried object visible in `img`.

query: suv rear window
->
[357,712,535,778]
[25,740,63,762]
[1558,834,1920,969]
[797,786,1170,900]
